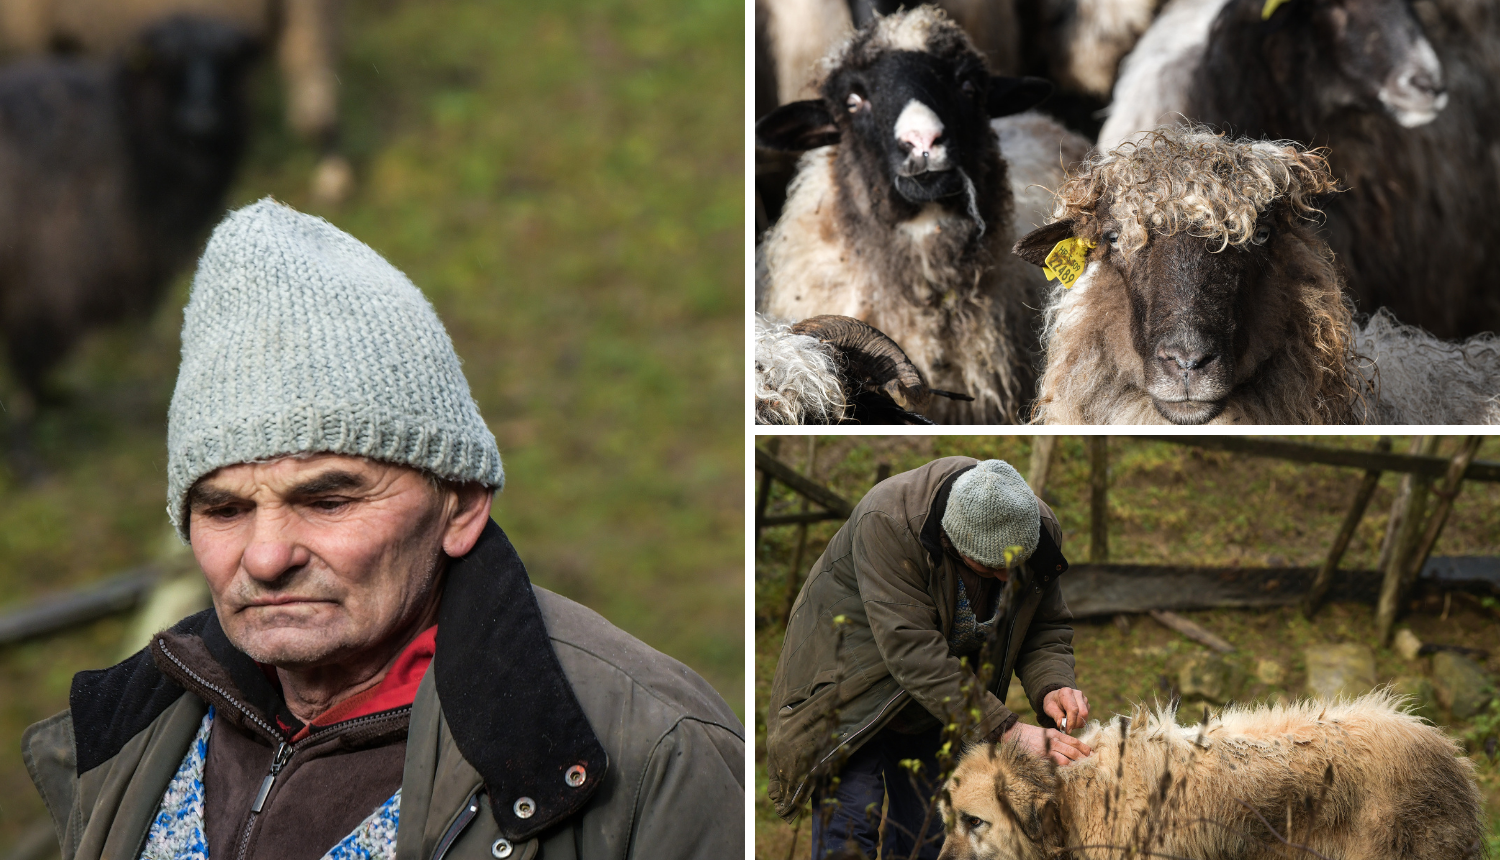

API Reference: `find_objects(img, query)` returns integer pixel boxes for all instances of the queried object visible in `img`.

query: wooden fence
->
[755,435,1500,643]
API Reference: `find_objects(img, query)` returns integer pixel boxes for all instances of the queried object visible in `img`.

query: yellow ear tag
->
[1262,0,1291,19]
[1041,237,1096,288]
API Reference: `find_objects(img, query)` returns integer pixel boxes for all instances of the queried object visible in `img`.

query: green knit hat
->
[940,460,1039,569]
[166,198,504,538]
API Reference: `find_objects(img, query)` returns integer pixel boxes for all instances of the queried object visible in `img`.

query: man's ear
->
[756,100,840,151]
[442,483,494,557]
[1013,219,1077,267]
[987,76,1053,118]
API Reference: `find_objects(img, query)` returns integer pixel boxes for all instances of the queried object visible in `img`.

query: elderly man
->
[765,456,1090,860]
[22,200,744,860]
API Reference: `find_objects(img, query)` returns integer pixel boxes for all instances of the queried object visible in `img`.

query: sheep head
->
[1214,0,1447,129]
[1016,128,1360,425]
[937,741,1064,860]
[755,6,1051,223]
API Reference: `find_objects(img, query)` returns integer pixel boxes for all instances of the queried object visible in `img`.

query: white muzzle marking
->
[894,99,949,172]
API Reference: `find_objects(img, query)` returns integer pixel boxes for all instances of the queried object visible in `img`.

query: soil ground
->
[755,435,1500,860]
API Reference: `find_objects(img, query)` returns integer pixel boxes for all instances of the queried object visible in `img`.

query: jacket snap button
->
[492,839,514,858]
[513,797,536,818]
[566,765,587,787]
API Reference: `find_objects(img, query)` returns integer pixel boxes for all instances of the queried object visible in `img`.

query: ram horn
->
[790,315,972,416]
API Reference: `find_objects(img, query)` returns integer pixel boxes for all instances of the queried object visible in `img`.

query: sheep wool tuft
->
[166,198,503,537]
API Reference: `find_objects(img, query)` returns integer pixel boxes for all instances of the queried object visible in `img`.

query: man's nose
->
[241,514,311,580]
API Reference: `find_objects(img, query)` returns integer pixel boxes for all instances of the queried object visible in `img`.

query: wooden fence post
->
[1399,435,1484,602]
[1090,436,1109,564]
[754,437,781,545]
[1029,435,1058,498]
[1376,436,1442,645]
[1304,436,1391,618]
[784,437,818,623]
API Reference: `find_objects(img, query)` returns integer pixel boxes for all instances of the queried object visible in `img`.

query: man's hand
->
[1002,721,1092,766]
[1043,687,1089,734]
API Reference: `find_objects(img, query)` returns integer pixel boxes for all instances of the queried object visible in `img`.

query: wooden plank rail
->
[754,447,853,519]
[1137,435,1500,482]
[1061,558,1500,618]
[0,565,162,648]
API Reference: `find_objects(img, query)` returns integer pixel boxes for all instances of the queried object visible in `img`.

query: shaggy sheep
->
[0,0,347,201]
[938,692,1486,860]
[755,314,974,423]
[756,6,1092,423]
[1018,0,1159,99]
[1014,127,1500,424]
[1098,0,1500,340]
[0,15,257,407]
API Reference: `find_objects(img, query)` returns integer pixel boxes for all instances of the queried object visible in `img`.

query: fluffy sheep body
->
[939,692,1486,860]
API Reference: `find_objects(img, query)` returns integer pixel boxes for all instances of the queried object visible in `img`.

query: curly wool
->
[754,315,847,424]
[1051,127,1339,255]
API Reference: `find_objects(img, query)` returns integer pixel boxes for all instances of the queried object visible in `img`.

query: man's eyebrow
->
[286,470,368,497]
[186,484,240,510]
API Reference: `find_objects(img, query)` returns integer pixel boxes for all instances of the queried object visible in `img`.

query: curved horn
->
[790,315,941,412]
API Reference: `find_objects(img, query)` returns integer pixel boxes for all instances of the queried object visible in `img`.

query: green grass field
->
[0,0,743,848]
[755,435,1500,859]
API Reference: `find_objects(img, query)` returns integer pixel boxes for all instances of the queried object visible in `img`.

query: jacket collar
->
[434,519,608,841]
[70,520,609,842]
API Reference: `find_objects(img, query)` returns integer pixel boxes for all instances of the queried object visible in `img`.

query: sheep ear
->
[756,100,840,151]
[987,76,1052,118]
[1013,220,1077,267]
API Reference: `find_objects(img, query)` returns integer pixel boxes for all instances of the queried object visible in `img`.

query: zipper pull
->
[250,742,292,814]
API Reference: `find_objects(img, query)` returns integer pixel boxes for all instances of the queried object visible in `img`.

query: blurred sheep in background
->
[0,0,349,202]
[0,15,259,456]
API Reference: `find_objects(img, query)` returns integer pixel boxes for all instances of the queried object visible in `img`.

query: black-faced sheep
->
[1014,128,1500,424]
[1099,0,1500,340]
[0,15,257,406]
[938,692,1486,860]
[756,6,1092,424]
[0,0,347,201]
[755,314,973,423]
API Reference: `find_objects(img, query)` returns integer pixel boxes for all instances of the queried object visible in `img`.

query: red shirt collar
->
[270,625,437,741]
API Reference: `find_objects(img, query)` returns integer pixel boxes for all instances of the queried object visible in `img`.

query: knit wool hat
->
[166,198,504,538]
[940,460,1039,569]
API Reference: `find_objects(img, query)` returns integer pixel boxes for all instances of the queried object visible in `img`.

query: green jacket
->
[23,521,744,860]
[764,456,1074,819]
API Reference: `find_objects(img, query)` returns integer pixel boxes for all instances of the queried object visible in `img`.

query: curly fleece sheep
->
[1014,127,1500,424]
[939,692,1486,860]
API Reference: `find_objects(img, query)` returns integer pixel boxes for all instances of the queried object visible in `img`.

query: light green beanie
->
[166,198,504,538]
[940,460,1039,569]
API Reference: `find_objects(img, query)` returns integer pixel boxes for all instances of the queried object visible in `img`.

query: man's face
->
[958,553,1010,580]
[188,454,457,669]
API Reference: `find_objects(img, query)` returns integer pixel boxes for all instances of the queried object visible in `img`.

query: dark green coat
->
[23,521,744,860]
[764,457,1074,820]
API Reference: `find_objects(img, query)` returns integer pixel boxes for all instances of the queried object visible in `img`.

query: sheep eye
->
[847,92,867,113]
[1251,224,1271,245]
[1104,230,1120,246]
[965,815,986,830]
[961,79,977,96]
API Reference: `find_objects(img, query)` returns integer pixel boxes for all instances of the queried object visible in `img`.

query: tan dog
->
[938,691,1485,860]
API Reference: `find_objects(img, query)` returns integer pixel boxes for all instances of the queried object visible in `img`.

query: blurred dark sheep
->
[0,0,348,201]
[0,15,258,410]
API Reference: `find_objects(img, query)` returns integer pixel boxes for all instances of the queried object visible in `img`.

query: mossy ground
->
[755,435,1500,859]
[0,0,742,848]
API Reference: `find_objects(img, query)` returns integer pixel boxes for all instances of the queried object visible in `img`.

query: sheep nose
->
[1403,68,1445,99]
[898,128,942,158]
[1157,343,1215,371]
